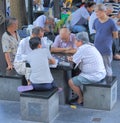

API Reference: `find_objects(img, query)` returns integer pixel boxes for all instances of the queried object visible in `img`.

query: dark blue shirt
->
[93,18,118,55]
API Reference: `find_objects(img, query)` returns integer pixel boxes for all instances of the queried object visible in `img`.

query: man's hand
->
[67,56,73,62]
[7,65,13,70]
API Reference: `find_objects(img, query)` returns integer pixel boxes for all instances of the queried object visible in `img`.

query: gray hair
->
[105,3,114,12]
[94,4,106,11]
[75,32,89,44]
[32,26,44,35]
[5,17,17,27]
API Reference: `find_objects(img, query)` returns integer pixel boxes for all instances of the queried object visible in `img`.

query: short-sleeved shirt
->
[70,6,90,27]
[14,36,31,62]
[2,31,20,63]
[14,36,49,62]
[73,44,106,82]
[93,18,118,55]
[51,33,76,48]
[33,15,46,28]
[27,48,53,84]
[89,12,97,35]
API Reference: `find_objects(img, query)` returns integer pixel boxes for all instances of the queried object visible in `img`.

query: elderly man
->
[93,4,118,76]
[14,27,45,63]
[14,27,46,85]
[2,17,20,70]
[69,1,95,33]
[89,4,114,41]
[51,27,76,54]
[33,15,54,32]
[68,32,106,105]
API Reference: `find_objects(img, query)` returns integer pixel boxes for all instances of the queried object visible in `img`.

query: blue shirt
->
[70,6,90,27]
[93,18,118,55]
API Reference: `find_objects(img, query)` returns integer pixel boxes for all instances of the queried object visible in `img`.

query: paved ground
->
[0,60,120,123]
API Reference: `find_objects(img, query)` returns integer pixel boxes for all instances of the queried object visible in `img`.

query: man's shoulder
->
[37,15,46,20]
[1,32,12,42]
[20,36,30,44]
[2,32,10,38]
[55,35,61,41]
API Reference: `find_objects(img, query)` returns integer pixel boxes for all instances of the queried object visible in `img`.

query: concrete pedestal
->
[20,88,59,123]
[83,76,117,110]
[0,70,22,101]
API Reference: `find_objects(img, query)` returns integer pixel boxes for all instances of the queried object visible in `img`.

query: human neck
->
[99,15,109,23]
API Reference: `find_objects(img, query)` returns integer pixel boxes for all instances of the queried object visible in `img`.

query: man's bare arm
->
[4,52,13,70]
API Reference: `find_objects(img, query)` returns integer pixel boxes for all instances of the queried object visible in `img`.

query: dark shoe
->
[68,96,79,104]
[70,101,83,106]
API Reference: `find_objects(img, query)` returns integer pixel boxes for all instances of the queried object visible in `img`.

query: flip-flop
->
[17,85,33,92]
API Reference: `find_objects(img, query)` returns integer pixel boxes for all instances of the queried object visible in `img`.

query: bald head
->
[59,28,71,42]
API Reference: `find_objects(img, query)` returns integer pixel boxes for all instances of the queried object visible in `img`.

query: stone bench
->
[20,87,59,123]
[0,70,22,101]
[83,76,117,110]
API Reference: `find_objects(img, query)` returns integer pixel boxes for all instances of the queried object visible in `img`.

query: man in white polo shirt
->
[68,32,106,105]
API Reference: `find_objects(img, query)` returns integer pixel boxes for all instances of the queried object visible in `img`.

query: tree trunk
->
[0,0,7,72]
[53,0,61,19]
[10,0,27,28]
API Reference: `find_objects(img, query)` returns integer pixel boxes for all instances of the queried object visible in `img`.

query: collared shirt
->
[14,36,31,62]
[2,31,20,63]
[14,36,49,62]
[51,33,76,48]
[73,44,106,82]
[89,12,96,35]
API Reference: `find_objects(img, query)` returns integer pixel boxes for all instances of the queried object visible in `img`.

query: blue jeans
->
[32,81,56,91]
[71,25,87,33]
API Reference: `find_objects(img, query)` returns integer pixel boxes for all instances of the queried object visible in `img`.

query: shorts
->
[72,75,92,87]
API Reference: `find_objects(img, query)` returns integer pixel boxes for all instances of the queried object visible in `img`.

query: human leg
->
[68,79,83,104]
[68,75,93,104]
[113,38,120,60]
[102,54,112,76]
